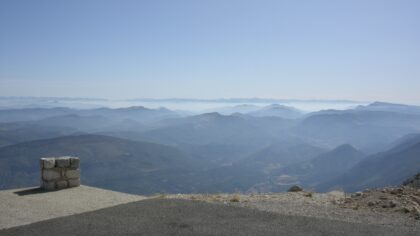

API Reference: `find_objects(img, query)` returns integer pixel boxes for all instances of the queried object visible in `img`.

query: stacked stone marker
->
[40,156,80,191]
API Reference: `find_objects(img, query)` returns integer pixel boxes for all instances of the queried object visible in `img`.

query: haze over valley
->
[1,99,419,194]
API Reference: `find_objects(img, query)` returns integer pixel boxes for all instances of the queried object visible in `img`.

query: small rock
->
[412,207,420,215]
[411,195,420,204]
[379,196,388,200]
[389,201,397,208]
[367,201,376,207]
[390,188,403,195]
[344,197,352,203]
[400,207,410,213]
[288,185,303,192]
[413,207,420,220]
[304,192,313,197]
[230,194,240,202]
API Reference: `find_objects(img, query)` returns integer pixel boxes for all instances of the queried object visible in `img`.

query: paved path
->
[0,185,145,229]
[1,199,418,236]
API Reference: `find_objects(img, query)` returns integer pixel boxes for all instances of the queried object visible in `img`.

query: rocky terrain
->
[165,174,420,229]
[338,176,420,220]
[404,173,420,189]
[339,186,420,220]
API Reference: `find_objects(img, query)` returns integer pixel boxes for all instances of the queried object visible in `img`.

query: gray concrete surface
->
[1,199,419,236]
[0,185,145,229]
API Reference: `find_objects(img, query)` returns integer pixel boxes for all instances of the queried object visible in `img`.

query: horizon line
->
[0,96,370,104]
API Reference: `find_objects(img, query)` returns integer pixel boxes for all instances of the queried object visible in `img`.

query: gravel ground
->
[1,198,419,236]
[339,186,420,220]
[0,185,145,229]
[166,190,420,229]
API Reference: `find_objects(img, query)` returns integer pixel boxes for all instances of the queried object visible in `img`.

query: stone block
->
[39,156,81,190]
[42,169,61,181]
[68,178,80,187]
[55,157,70,168]
[65,169,80,179]
[42,181,56,191]
[56,180,68,189]
[41,157,55,169]
[70,157,80,168]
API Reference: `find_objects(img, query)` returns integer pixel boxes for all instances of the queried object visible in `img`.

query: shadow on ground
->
[14,188,53,196]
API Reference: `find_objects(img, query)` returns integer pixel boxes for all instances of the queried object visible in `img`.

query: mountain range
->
[318,134,420,192]
[0,101,419,194]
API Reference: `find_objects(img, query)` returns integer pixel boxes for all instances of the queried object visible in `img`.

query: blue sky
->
[1,0,419,103]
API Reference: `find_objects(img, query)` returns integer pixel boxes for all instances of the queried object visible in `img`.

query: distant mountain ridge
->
[0,106,180,123]
[278,144,365,187]
[0,122,79,148]
[293,109,420,152]
[247,104,303,119]
[356,101,420,115]
[241,140,328,171]
[134,112,290,148]
[0,134,201,194]
[318,135,420,192]
[203,103,304,119]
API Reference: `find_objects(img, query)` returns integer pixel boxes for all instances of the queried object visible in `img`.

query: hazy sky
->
[1,0,419,103]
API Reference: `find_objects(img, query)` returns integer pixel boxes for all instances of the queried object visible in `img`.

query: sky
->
[0,0,419,103]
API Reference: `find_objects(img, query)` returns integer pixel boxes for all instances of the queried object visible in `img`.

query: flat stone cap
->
[40,156,79,169]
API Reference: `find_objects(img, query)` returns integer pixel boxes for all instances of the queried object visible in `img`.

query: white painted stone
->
[70,157,80,168]
[42,169,61,181]
[56,180,68,189]
[68,178,80,188]
[56,157,70,168]
[41,158,55,169]
[65,169,80,179]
